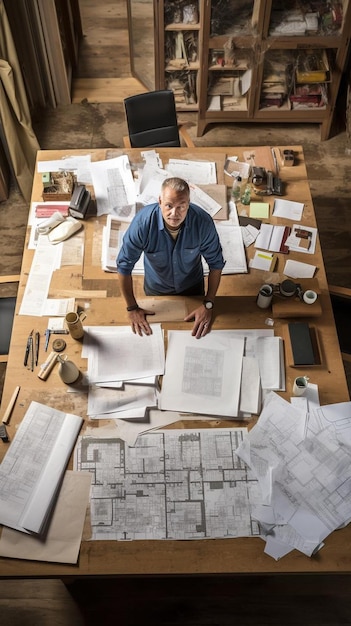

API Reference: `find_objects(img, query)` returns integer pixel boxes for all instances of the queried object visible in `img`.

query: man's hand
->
[184,305,212,339]
[128,308,155,336]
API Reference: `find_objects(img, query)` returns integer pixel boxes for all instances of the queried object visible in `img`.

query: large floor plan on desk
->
[75,428,260,541]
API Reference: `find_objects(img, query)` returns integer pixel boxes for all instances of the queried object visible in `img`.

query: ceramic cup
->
[280,279,297,297]
[303,289,318,305]
[65,311,86,340]
[293,376,309,396]
[257,284,273,309]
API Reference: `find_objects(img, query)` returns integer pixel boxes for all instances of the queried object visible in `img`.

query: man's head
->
[159,178,190,231]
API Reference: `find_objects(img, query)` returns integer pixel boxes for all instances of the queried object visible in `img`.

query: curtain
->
[0,1,40,201]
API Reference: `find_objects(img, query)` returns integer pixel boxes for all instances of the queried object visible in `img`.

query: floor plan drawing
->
[75,428,261,541]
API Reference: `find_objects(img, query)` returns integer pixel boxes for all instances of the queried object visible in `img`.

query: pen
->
[30,334,34,372]
[35,331,40,366]
[24,330,33,367]
[45,328,51,352]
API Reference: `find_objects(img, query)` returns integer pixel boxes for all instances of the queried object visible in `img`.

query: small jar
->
[231,175,242,202]
[241,183,251,205]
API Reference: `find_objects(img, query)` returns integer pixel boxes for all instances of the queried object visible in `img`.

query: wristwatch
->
[203,299,214,310]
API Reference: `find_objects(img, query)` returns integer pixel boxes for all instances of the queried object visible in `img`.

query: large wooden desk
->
[0,146,350,578]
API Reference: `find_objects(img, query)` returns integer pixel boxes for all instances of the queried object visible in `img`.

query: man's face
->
[159,187,190,231]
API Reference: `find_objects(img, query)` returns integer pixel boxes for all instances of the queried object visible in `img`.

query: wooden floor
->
[72,76,146,103]
[1,0,351,623]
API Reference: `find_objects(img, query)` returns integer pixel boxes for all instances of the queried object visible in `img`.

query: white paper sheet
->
[90,155,136,216]
[165,159,217,185]
[160,330,244,417]
[87,383,157,417]
[272,198,304,221]
[283,259,316,278]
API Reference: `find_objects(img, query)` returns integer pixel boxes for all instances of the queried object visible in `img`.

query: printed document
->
[0,402,82,534]
[74,428,261,541]
[90,155,136,216]
[166,159,217,185]
[160,330,244,417]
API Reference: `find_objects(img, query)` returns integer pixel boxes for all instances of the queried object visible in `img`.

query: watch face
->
[204,300,213,309]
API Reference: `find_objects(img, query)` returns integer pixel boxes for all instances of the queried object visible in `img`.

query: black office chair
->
[123,90,194,149]
[329,284,351,362]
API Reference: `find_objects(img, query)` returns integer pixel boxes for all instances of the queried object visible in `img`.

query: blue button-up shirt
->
[116,202,225,294]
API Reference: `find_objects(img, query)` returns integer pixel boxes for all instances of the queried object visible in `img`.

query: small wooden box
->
[42,171,75,201]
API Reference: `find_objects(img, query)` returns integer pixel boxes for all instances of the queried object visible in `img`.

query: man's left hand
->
[184,305,212,339]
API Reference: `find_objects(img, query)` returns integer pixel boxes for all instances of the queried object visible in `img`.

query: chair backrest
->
[124,90,181,148]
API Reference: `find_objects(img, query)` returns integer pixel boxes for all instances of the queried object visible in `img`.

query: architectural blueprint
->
[236,392,351,558]
[75,428,261,541]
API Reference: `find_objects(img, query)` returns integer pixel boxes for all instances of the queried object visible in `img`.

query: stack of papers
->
[82,325,165,420]
[159,330,285,418]
[236,393,351,560]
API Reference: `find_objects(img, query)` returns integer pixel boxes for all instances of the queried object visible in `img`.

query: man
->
[117,177,225,338]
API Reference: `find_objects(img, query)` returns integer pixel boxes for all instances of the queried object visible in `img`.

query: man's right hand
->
[128,308,155,336]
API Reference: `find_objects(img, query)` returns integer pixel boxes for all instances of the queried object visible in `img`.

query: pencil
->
[2,385,21,425]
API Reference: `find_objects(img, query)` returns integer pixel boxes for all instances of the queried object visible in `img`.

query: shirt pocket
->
[146,250,170,271]
[182,247,201,270]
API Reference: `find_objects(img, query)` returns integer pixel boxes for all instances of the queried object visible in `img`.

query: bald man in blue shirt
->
[117,177,225,339]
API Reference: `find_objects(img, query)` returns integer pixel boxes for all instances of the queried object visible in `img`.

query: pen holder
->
[65,311,86,340]
[257,284,273,309]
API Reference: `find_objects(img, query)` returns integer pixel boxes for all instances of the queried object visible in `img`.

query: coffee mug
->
[65,311,86,339]
[303,290,318,305]
[280,279,297,297]
[257,284,273,309]
[293,376,309,396]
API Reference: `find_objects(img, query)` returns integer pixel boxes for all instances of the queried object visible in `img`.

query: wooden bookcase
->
[138,0,351,139]
[196,0,351,139]
[155,1,204,111]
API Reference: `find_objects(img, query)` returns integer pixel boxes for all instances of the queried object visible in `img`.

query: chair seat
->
[129,126,181,148]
